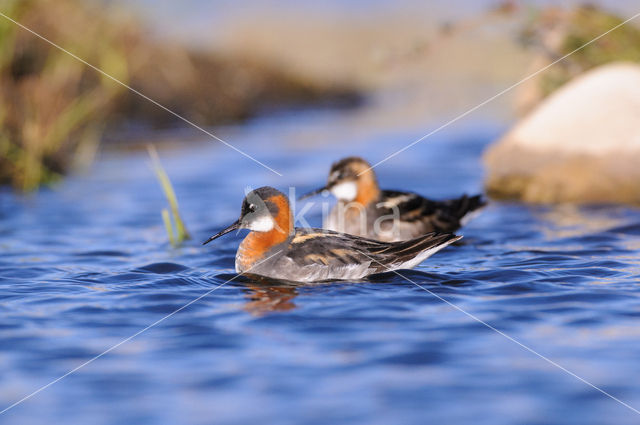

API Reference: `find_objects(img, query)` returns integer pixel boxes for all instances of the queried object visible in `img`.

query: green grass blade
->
[148,144,191,246]
[161,208,176,247]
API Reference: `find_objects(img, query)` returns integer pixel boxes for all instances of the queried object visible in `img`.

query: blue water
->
[1,109,640,425]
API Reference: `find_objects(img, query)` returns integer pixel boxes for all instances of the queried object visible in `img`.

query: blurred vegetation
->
[519,4,640,104]
[0,0,359,191]
[0,0,131,191]
[147,145,190,247]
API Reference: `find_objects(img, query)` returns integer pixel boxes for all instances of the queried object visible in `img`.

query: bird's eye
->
[248,204,256,212]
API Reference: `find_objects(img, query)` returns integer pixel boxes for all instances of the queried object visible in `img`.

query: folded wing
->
[380,190,485,232]
[286,228,460,278]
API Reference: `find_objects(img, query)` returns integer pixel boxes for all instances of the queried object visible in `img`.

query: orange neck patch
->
[237,194,293,270]
[354,171,380,206]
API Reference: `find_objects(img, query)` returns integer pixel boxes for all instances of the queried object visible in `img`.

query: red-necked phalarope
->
[299,157,485,242]
[203,186,461,282]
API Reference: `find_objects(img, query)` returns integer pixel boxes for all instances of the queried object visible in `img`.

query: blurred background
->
[2,1,640,425]
[2,0,639,192]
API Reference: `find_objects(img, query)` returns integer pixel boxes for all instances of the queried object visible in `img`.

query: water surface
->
[1,109,640,425]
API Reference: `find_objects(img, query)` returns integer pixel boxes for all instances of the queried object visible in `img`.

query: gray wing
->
[286,228,381,267]
[283,228,460,280]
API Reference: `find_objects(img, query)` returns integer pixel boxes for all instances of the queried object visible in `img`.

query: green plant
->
[147,144,191,247]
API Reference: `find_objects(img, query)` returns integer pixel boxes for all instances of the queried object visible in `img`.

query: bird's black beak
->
[298,186,328,200]
[202,219,241,245]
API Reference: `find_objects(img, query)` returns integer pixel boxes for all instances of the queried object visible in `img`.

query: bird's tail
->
[451,194,486,225]
[371,232,462,272]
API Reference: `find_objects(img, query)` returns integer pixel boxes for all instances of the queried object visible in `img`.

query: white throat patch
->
[330,181,357,201]
[248,215,275,232]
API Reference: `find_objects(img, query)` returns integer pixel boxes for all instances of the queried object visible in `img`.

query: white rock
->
[484,62,640,204]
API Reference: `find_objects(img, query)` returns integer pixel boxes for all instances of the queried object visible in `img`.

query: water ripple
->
[2,122,640,425]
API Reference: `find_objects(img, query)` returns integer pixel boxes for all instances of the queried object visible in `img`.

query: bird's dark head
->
[203,186,293,245]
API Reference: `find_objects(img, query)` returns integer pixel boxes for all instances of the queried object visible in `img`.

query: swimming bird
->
[299,156,485,242]
[203,186,461,283]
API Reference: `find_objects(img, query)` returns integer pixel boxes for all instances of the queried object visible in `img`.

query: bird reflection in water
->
[241,278,299,315]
